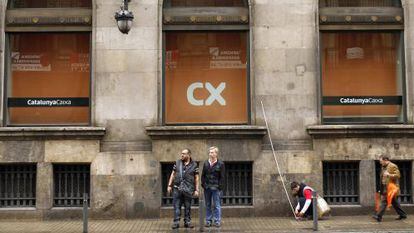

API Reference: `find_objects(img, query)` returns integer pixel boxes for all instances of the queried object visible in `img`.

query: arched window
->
[4,0,92,125]
[319,0,405,124]
[162,0,250,124]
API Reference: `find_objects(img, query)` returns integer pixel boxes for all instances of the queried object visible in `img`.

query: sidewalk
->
[0,216,413,233]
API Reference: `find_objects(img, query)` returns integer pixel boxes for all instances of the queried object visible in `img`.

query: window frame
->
[322,161,360,205]
[162,29,251,126]
[161,3,251,126]
[318,1,406,125]
[319,29,407,125]
[52,163,91,207]
[3,3,92,126]
[0,163,37,208]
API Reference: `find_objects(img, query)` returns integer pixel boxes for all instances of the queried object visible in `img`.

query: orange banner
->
[9,33,90,125]
[165,32,248,124]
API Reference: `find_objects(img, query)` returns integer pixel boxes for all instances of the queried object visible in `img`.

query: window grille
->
[323,162,359,204]
[0,164,36,208]
[222,162,252,206]
[375,161,412,204]
[161,162,253,206]
[320,0,401,7]
[53,164,90,207]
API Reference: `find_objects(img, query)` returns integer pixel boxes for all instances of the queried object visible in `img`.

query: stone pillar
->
[359,160,376,207]
[37,162,53,216]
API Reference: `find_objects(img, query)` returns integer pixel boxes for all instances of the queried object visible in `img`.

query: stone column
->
[359,160,376,207]
[36,162,53,217]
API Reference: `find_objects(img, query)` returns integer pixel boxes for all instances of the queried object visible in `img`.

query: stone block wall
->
[0,0,413,219]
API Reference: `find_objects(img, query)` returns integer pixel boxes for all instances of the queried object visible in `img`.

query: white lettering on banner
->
[186,82,226,106]
[187,82,204,106]
[209,47,245,69]
[339,97,384,105]
[11,52,51,72]
[205,82,226,106]
[27,99,72,106]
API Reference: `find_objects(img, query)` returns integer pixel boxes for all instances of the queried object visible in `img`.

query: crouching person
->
[291,181,314,220]
[167,149,199,229]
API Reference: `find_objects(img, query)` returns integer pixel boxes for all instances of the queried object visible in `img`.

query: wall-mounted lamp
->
[115,0,134,34]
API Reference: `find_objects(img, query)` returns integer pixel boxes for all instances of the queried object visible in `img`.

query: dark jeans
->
[298,197,313,218]
[377,195,407,218]
[204,188,222,224]
[173,189,192,224]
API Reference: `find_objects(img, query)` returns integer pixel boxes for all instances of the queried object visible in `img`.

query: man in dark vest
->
[201,146,225,228]
[167,148,199,229]
[291,181,314,220]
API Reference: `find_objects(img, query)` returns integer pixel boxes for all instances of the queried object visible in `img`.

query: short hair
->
[183,148,191,155]
[209,146,219,154]
[290,181,300,190]
[379,155,390,161]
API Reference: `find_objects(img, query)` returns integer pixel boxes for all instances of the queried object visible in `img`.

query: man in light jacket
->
[372,155,407,222]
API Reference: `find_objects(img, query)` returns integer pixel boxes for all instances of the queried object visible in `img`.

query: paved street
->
[0,216,413,233]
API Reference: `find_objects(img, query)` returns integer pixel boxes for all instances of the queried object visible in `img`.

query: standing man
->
[167,148,199,229]
[291,181,314,220]
[373,155,407,222]
[201,146,225,228]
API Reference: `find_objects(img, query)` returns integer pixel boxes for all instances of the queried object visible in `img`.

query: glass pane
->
[8,0,91,8]
[165,31,248,124]
[164,0,246,7]
[8,33,90,125]
[322,32,404,123]
[319,0,401,7]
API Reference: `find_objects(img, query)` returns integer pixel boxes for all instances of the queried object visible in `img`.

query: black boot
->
[372,215,382,222]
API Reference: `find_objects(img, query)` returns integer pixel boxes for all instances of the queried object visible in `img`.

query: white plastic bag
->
[317,196,331,218]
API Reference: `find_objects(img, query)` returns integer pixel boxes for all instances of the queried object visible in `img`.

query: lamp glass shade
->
[117,19,132,34]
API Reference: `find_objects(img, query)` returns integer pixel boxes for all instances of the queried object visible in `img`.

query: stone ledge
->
[0,127,106,140]
[146,126,267,139]
[307,125,414,138]
[100,140,152,152]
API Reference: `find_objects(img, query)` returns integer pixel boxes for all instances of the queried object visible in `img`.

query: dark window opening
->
[0,164,36,208]
[375,160,412,204]
[222,162,252,206]
[323,162,359,204]
[53,164,90,207]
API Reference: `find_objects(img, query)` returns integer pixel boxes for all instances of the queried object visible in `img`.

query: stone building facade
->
[0,0,413,219]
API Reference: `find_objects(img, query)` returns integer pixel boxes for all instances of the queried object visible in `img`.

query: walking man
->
[167,148,199,229]
[373,155,407,222]
[201,146,225,228]
[291,181,314,220]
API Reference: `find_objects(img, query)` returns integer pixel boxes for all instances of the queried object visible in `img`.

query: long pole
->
[312,191,318,231]
[260,101,296,218]
[83,193,88,233]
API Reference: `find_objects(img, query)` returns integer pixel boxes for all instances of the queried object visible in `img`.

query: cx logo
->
[186,82,226,106]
